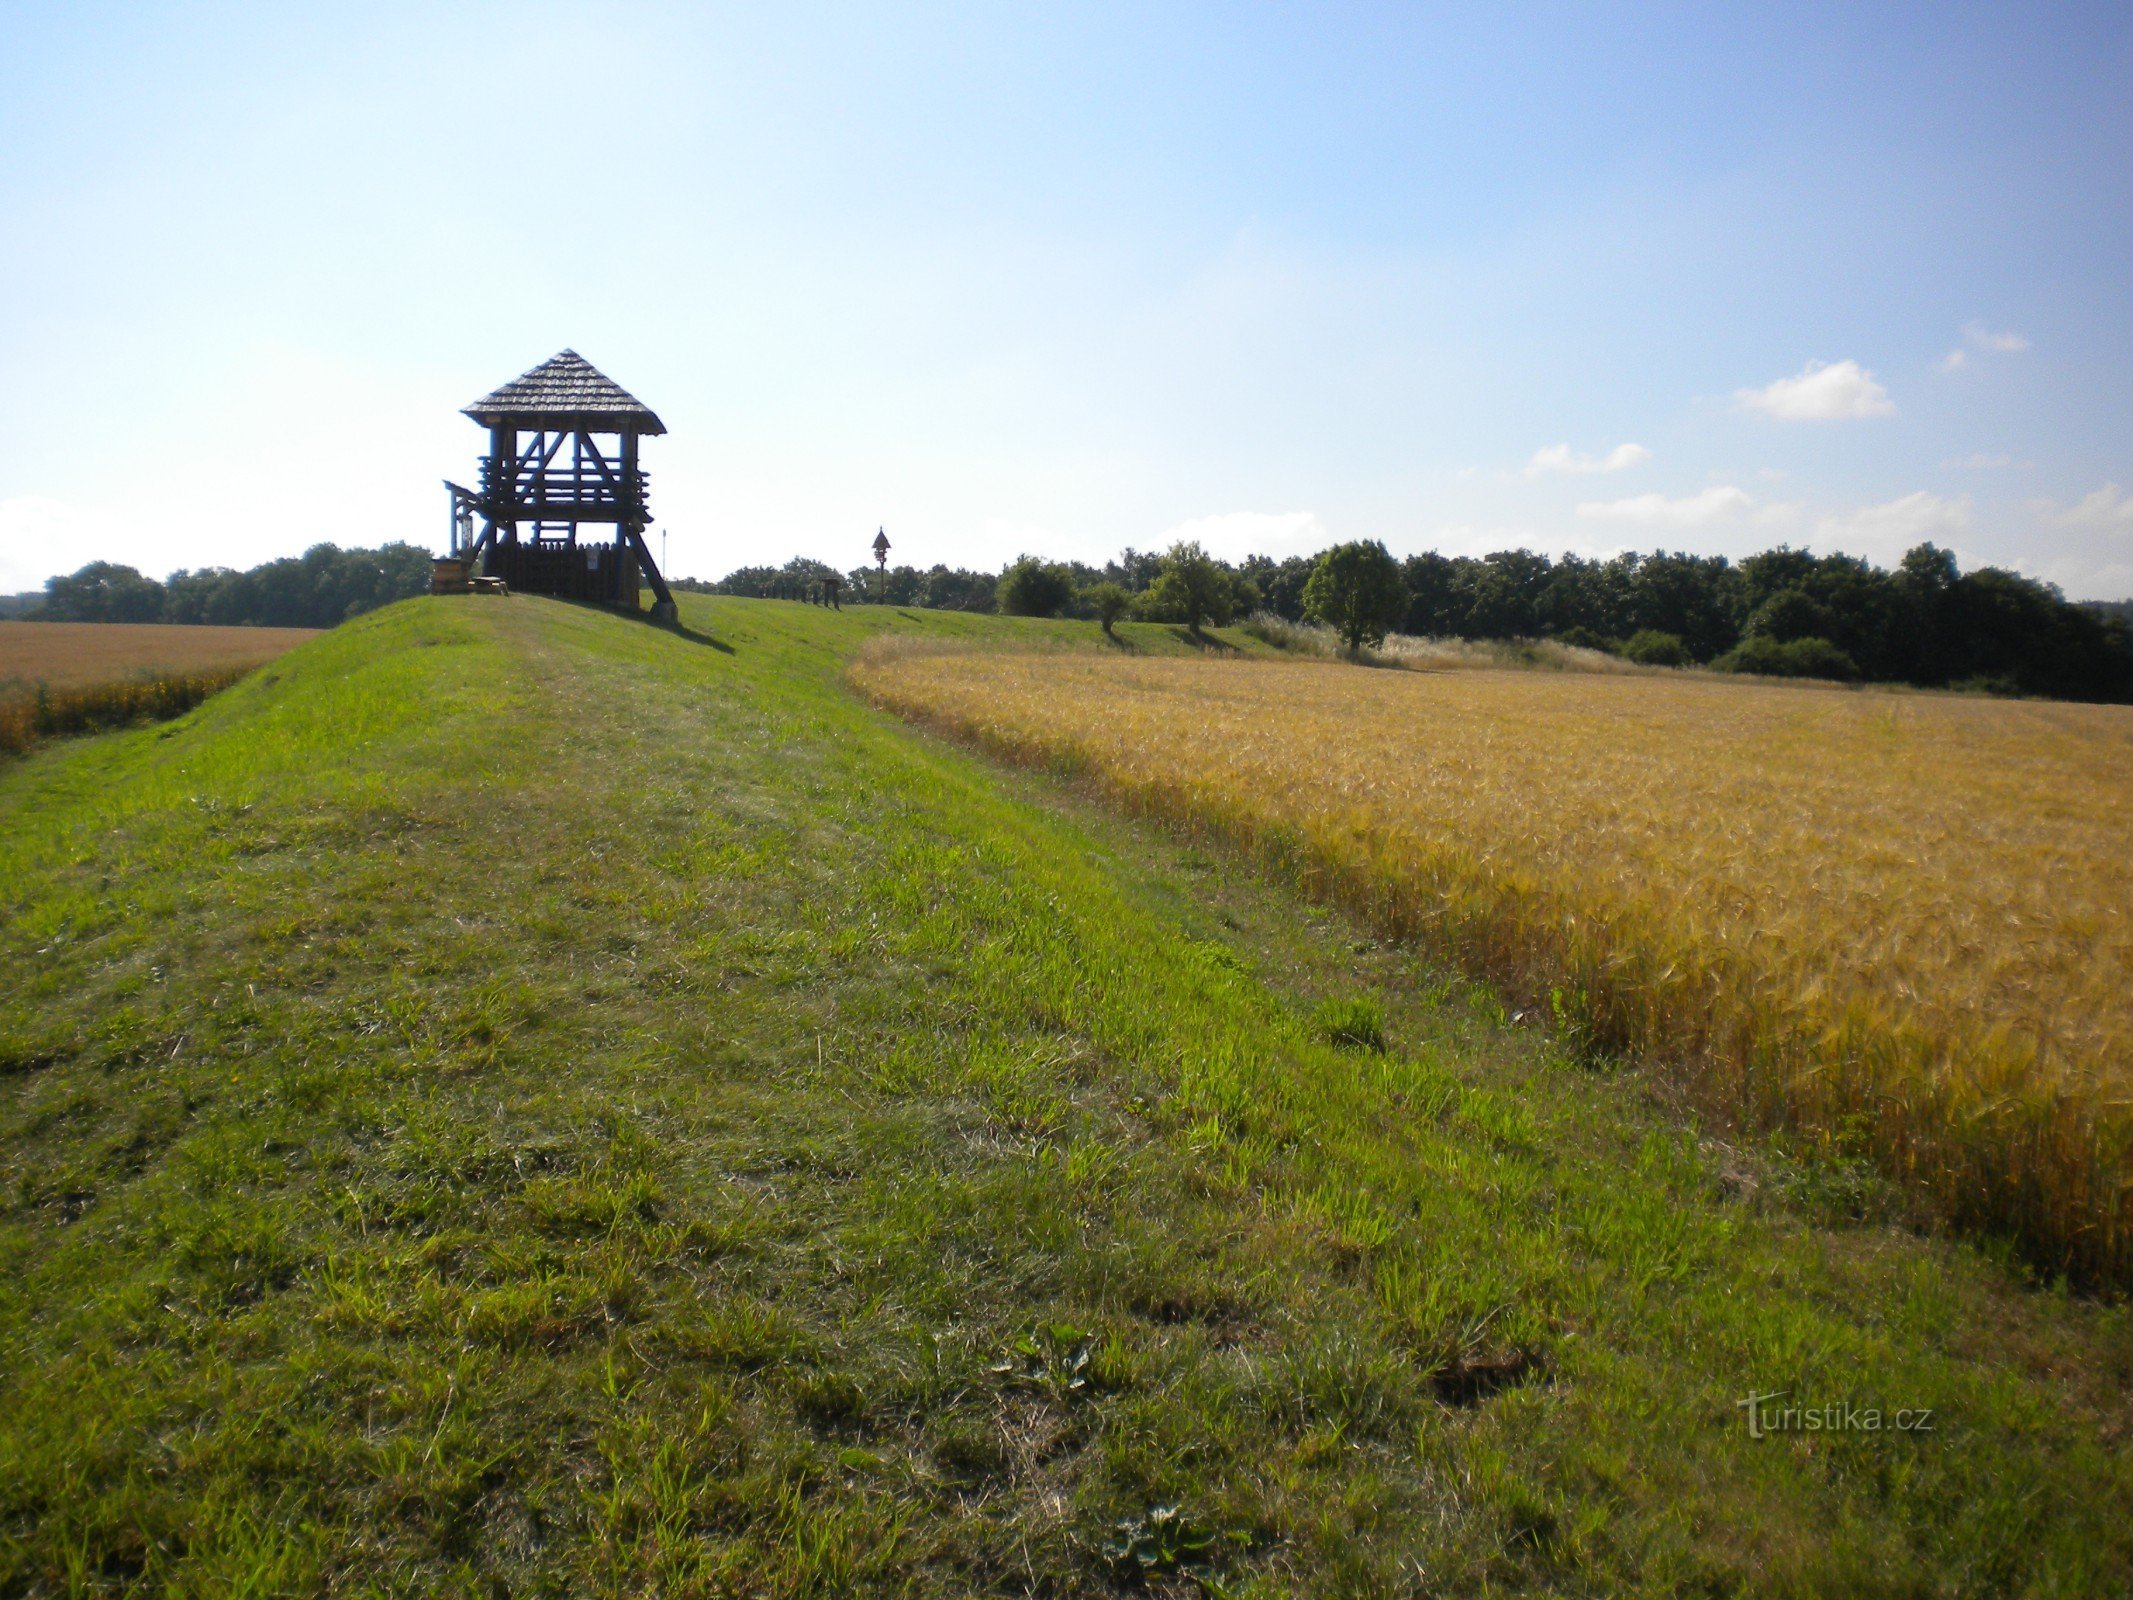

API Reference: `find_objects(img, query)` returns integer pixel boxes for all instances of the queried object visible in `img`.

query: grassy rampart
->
[2,596,2128,1594]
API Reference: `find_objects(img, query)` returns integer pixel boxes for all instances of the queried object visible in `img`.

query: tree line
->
[707,539,2133,703]
[17,535,2126,702]
[18,545,436,630]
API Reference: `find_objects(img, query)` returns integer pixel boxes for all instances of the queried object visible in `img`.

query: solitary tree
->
[1303,540,1408,653]
[1142,541,1238,633]
[1083,581,1131,637]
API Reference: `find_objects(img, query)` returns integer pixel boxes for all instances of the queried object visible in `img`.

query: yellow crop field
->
[0,621,319,691]
[0,623,318,753]
[855,646,2133,1285]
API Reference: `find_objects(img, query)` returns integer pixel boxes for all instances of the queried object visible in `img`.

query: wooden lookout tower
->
[444,351,678,622]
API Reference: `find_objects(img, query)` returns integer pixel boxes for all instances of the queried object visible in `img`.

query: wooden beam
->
[579,430,622,491]
[516,503,626,522]
[623,523,676,611]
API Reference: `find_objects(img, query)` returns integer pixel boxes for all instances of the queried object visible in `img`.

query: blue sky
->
[3,2,2131,596]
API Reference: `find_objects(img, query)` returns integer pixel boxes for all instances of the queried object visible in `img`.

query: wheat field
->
[0,621,319,691]
[0,623,320,754]
[855,647,2133,1285]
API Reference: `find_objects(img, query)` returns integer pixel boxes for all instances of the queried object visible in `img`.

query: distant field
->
[856,648,2133,1285]
[0,621,319,691]
[0,622,322,755]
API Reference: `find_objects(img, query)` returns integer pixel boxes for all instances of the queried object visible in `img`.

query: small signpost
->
[872,527,891,601]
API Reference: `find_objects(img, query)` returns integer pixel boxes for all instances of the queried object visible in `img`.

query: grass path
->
[1,595,2129,1596]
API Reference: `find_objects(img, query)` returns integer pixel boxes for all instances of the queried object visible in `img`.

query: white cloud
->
[1943,452,2030,470]
[1523,441,1650,478]
[2014,487,2133,599]
[2051,561,2133,598]
[1156,510,1330,562]
[1735,359,1895,421]
[1966,323,2030,354]
[1577,485,1753,527]
[1815,491,1973,562]
[0,496,121,592]
[1941,324,2030,373]
[2034,483,2133,530]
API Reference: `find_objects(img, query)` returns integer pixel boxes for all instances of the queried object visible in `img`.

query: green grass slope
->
[2,595,2130,1597]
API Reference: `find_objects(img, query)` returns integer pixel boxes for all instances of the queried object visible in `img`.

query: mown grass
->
[855,647,2133,1291]
[3,595,2131,1596]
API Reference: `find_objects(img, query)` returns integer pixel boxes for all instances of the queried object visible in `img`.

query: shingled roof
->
[462,350,666,434]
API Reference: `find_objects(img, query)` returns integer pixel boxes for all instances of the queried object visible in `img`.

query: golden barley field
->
[0,621,319,691]
[855,646,2133,1285]
[0,623,317,754]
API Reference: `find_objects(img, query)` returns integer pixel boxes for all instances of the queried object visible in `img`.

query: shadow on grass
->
[1170,626,1240,655]
[666,620,737,655]
[561,598,738,655]
[1348,647,1410,671]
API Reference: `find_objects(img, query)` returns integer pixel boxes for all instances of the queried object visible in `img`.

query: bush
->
[1239,612,1339,657]
[1716,634,1860,680]
[1620,629,1690,667]
[996,556,1076,618]
[1554,625,1616,654]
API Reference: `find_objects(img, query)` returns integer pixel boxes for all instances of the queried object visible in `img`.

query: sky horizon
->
[3,2,2131,599]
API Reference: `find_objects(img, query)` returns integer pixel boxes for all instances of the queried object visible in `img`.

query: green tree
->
[1139,541,1239,633]
[1082,582,1131,637]
[1302,540,1408,653]
[1240,554,1316,621]
[41,562,165,622]
[996,556,1076,617]
[1745,587,1840,643]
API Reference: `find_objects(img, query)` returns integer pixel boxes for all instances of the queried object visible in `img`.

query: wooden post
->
[620,431,677,621]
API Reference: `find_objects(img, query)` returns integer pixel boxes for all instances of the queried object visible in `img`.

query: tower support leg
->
[625,524,678,623]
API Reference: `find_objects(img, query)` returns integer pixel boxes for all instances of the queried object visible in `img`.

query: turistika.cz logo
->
[1736,1390,1935,1439]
